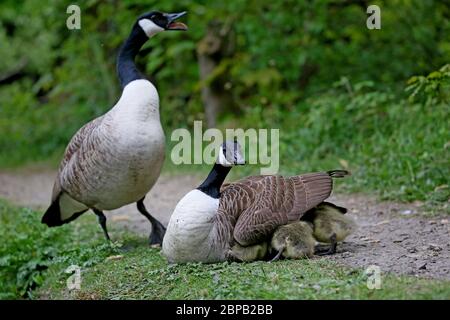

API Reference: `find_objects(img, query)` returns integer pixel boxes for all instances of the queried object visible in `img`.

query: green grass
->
[39,243,450,300]
[1,199,449,300]
[0,199,118,299]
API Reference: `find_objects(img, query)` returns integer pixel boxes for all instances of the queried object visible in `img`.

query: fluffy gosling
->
[270,221,315,261]
[302,202,357,255]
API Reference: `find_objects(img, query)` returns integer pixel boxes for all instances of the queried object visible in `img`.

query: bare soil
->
[0,169,448,280]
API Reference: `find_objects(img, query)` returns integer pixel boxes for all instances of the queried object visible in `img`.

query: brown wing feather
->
[219,172,334,247]
[51,116,104,201]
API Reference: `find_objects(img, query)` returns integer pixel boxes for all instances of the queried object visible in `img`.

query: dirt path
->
[0,169,448,280]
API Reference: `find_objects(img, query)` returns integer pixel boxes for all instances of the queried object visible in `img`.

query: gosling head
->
[217,140,246,167]
[137,11,188,38]
[316,202,348,214]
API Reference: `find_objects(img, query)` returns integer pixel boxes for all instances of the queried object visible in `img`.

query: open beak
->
[165,11,188,31]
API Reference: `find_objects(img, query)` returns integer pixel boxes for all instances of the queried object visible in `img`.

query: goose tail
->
[41,198,64,227]
[289,170,350,221]
[327,170,351,178]
[41,193,88,227]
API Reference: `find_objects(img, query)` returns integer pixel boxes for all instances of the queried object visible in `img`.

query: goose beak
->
[165,11,188,31]
[235,154,246,166]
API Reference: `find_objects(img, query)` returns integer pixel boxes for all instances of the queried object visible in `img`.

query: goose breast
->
[60,80,165,210]
[163,190,224,263]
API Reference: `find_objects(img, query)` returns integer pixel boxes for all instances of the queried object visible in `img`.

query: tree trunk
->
[197,21,235,128]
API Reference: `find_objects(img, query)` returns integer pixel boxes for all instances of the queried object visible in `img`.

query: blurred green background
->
[0,0,449,205]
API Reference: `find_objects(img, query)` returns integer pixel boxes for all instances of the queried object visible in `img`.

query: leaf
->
[339,159,349,169]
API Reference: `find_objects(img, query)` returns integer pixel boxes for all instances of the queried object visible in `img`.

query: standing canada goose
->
[269,221,315,261]
[41,11,188,244]
[162,140,350,263]
[301,202,357,255]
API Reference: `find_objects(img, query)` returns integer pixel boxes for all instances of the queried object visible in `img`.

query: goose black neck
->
[197,163,231,199]
[117,24,148,88]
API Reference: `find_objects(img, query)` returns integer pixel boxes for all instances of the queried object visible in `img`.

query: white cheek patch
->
[138,18,164,38]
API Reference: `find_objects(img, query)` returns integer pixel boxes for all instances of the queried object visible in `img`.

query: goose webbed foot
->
[314,233,337,256]
[93,209,111,241]
[149,219,166,245]
[136,198,166,245]
[314,246,336,256]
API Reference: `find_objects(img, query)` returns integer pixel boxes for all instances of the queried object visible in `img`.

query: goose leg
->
[329,233,338,254]
[93,209,111,241]
[136,198,166,245]
[315,233,337,256]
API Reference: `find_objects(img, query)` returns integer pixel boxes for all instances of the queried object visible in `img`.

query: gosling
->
[228,242,268,262]
[270,221,315,261]
[302,202,357,255]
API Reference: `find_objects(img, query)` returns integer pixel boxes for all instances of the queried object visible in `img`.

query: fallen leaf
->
[111,215,130,222]
[339,159,349,169]
[105,255,123,261]
[373,220,390,226]
[434,184,448,191]
[413,200,424,207]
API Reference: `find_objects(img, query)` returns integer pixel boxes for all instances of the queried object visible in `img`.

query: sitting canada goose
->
[162,140,350,263]
[269,221,315,261]
[41,11,188,244]
[301,202,357,255]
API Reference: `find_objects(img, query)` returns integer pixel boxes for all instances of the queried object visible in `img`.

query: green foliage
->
[0,199,116,299]
[0,0,448,204]
[0,199,448,300]
[232,78,449,205]
[39,239,450,300]
[406,64,450,105]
